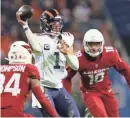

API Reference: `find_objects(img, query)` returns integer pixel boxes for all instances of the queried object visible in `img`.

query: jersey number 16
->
[88,72,105,85]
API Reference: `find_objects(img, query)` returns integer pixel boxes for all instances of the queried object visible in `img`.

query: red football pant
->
[1,109,34,117]
[82,90,119,117]
[62,78,72,94]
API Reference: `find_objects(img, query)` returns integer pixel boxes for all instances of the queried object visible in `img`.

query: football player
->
[0,41,58,117]
[63,29,130,117]
[16,9,80,117]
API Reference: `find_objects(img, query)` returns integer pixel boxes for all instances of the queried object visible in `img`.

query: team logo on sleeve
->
[44,44,50,50]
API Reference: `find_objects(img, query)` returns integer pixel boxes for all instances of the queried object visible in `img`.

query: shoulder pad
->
[104,46,115,52]
[35,33,46,36]
[62,32,73,36]
[26,64,40,80]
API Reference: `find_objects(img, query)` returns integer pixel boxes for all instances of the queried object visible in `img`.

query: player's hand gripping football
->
[16,12,28,26]
[58,40,75,55]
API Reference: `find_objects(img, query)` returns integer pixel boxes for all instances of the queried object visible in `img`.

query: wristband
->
[23,27,28,32]
[23,24,29,31]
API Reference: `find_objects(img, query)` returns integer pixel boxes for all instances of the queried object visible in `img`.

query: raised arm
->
[16,12,42,52]
[113,49,130,88]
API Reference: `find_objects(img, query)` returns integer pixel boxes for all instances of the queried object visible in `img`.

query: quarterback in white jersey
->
[16,8,80,117]
[33,32,76,88]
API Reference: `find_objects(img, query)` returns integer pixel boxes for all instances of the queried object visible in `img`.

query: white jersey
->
[34,33,73,88]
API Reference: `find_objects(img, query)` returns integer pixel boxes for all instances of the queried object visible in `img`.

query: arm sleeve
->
[32,86,58,117]
[27,64,40,80]
[23,25,42,52]
[65,54,79,70]
[113,49,130,88]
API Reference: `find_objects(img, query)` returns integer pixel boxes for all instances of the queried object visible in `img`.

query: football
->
[18,5,34,21]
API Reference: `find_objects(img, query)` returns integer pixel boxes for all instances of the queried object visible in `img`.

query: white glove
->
[61,32,74,47]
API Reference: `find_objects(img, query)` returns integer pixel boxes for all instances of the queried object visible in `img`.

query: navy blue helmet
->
[40,9,63,34]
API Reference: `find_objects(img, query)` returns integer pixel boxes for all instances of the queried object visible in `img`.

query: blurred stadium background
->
[1,0,130,117]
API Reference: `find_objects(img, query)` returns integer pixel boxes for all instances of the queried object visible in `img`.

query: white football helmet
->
[10,41,29,48]
[83,29,104,57]
[8,41,32,64]
[10,41,32,54]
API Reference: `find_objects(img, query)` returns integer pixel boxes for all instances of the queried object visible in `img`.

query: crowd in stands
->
[1,0,114,64]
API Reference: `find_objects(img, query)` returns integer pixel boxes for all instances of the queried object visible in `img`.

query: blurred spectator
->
[1,0,114,62]
[73,1,91,23]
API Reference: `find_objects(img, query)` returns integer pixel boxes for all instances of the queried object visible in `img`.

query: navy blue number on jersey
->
[54,52,60,69]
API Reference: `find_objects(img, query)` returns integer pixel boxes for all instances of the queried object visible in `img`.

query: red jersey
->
[66,46,130,92]
[0,64,40,112]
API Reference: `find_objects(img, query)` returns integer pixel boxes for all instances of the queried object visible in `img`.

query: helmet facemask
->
[83,29,104,57]
[40,15,63,36]
[84,41,104,57]
[40,9,63,37]
[50,16,63,35]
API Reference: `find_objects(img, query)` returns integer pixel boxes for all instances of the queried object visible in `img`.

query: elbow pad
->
[65,54,79,70]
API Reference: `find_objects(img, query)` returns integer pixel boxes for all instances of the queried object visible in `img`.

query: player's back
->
[0,64,36,112]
